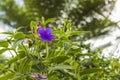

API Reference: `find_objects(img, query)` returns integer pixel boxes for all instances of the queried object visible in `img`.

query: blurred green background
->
[0,0,118,38]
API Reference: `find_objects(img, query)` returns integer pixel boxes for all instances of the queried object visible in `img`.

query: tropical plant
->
[0,18,119,80]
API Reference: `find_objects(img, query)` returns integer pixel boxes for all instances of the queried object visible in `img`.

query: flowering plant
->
[0,18,111,80]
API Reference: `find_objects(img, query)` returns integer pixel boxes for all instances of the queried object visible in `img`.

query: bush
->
[0,18,119,80]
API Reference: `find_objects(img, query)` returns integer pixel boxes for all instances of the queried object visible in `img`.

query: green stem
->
[8,42,20,60]
[46,42,49,58]
[76,66,80,80]
[35,40,42,60]
[8,50,14,58]
[21,44,32,59]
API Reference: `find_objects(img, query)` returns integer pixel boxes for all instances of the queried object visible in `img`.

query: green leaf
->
[48,72,58,80]
[72,61,79,70]
[0,31,13,35]
[81,68,103,75]
[49,65,72,70]
[0,48,9,54]
[16,27,24,31]
[41,17,45,26]
[0,73,14,80]
[66,23,71,31]
[69,31,88,36]
[0,53,27,74]
[45,18,56,25]
[64,42,70,50]
[53,31,65,36]
[64,19,71,31]
[51,56,69,63]
[0,41,8,47]
[76,53,93,57]
[17,57,31,73]
[53,31,66,39]
[30,21,37,28]
[14,32,25,39]
[5,52,26,65]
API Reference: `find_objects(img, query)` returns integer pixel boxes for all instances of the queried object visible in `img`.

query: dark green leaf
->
[0,41,8,47]
[64,42,70,50]
[51,56,69,63]
[18,57,31,73]
[0,48,9,54]
[0,73,14,80]
[81,68,103,75]
[76,53,93,57]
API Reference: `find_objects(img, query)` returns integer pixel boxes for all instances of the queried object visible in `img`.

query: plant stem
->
[46,42,49,58]
[21,44,32,59]
[35,40,42,60]
[8,42,20,60]
[8,50,14,58]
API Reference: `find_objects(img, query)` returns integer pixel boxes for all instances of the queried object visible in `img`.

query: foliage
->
[0,18,120,80]
[0,0,117,37]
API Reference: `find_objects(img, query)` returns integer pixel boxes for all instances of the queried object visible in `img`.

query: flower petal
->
[31,74,47,79]
[39,75,47,79]
[38,28,45,35]
[40,35,49,41]
[31,74,39,78]
[37,22,41,27]
[47,35,55,41]
[38,27,55,42]
[45,28,52,34]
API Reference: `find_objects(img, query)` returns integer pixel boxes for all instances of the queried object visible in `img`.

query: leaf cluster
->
[0,19,119,80]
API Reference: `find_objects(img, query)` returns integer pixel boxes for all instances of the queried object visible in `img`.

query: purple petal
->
[40,35,49,41]
[31,74,47,79]
[38,27,55,42]
[38,28,45,35]
[42,34,55,42]
[47,35,55,41]
[39,75,47,79]
[45,28,52,34]
[37,22,41,27]
[31,74,39,78]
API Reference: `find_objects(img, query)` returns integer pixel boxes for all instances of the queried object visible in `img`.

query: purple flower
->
[37,22,41,27]
[31,74,47,79]
[38,28,55,42]
[37,22,41,29]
